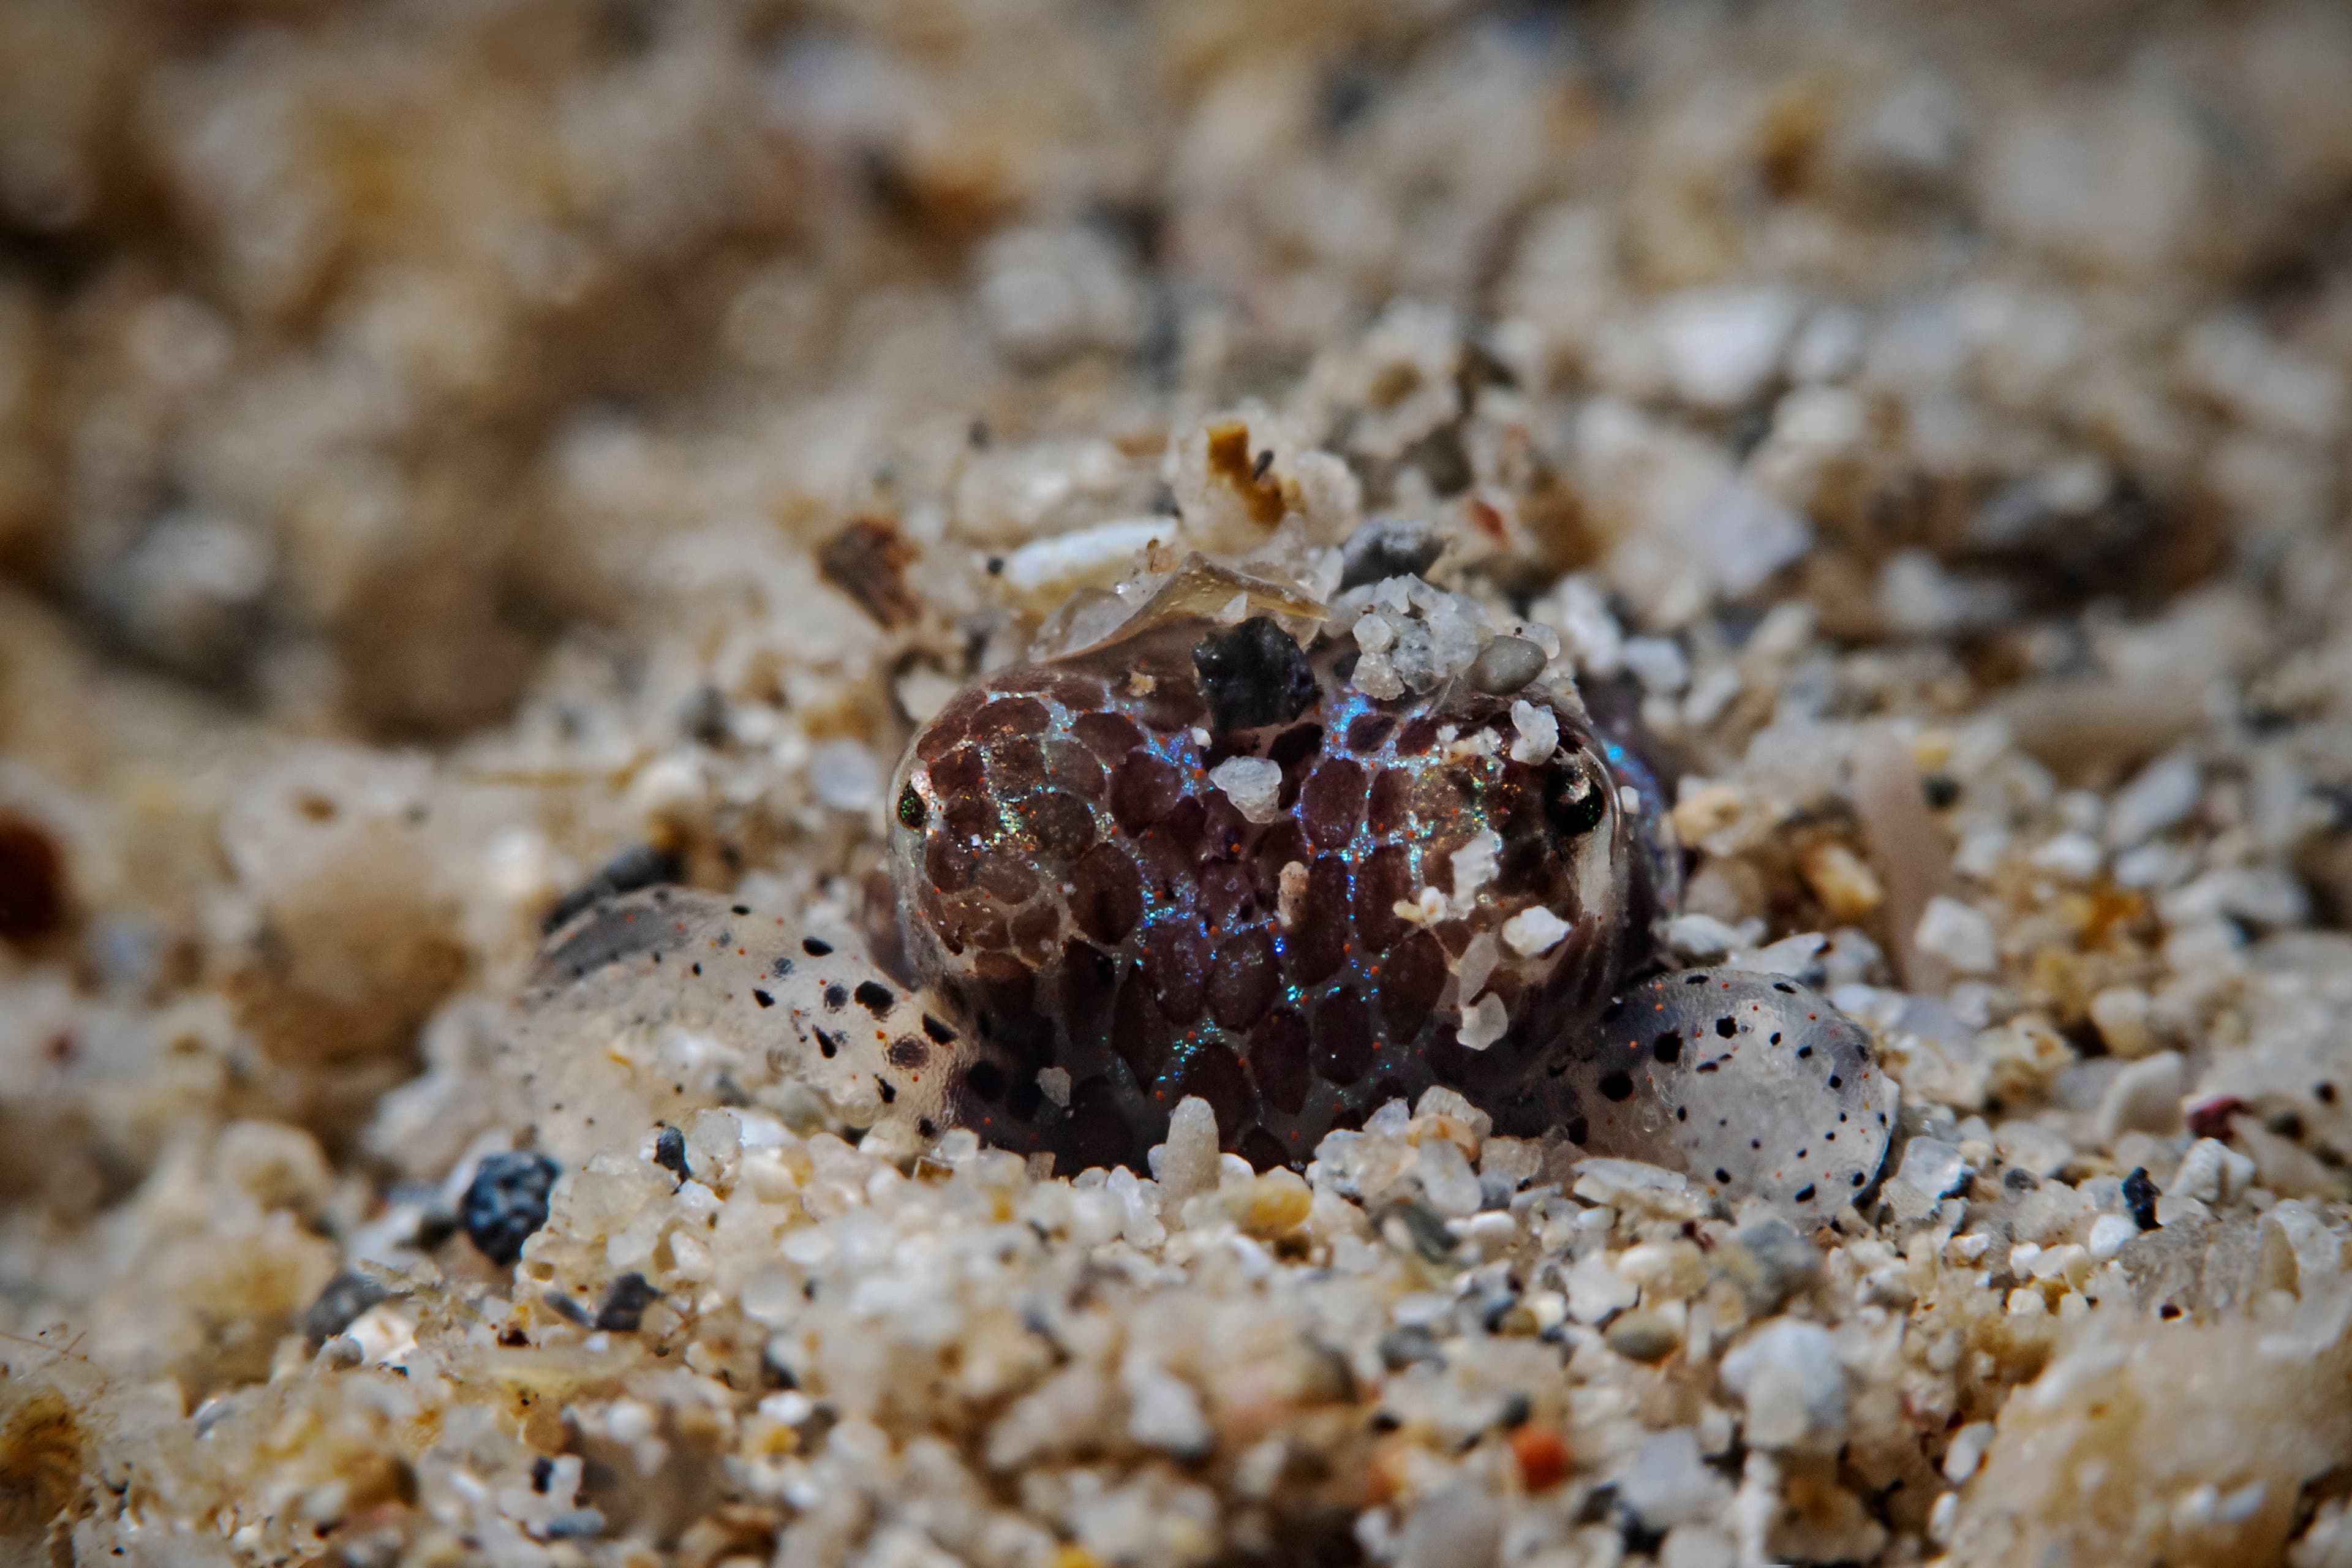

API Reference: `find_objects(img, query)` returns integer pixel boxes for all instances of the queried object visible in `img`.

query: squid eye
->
[1545,758,1607,838]
[896,783,925,830]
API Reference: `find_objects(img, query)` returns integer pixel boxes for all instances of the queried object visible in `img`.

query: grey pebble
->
[1604,1308,1682,1363]
[1338,516,1444,590]
[1467,635,1546,695]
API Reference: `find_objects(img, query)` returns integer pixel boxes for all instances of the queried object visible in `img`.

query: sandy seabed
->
[4,2,2352,1565]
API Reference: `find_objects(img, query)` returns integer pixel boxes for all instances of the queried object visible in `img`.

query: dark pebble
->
[303,1271,391,1346]
[1338,517,1443,590]
[542,843,685,935]
[677,685,729,745]
[0,813,68,945]
[2122,1165,2160,1231]
[652,1125,690,1182]
[595,1272,661,1332]
[544,1509,607,1540]
[1378,1197,1458,1265]
[2185,1095,2244,1141]
[816,516,922,628]
[1192,616,1318,733]
[462,1151,562,1264]
[411,1208,461,1252]
[1379,1324,1444,1370]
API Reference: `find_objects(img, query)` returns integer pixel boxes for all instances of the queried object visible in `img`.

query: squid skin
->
[502,586,1895,1219]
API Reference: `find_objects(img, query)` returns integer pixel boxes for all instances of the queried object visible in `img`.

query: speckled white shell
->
[497,888,976,1166]
[503,892,1896,1221]
[1567,968,1896,1221]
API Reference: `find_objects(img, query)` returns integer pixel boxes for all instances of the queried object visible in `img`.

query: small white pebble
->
[2086,1212,2138,1262]
[1395,1479,1504,1568]
[2106,753,2202,847]
[1726,931,1827,978]
[1208,756,1284,824]
[482,827,556,905]
[1457,932,1501,1000]
[1996,1120,2073,1177]
[1276,859,1310,930]
[1449,1210,1518,1247]
[1394,885,1447,925]
[667,1231,714,1281]
[343,1304,418,1367]
[1683,664,1744,727]
[894,667,960,725]
[1352,651,1404,699]
[1616,1243,1682,1287]
[1616,1428,1725,1530]
[1567,1250,1640,1323]
[1443,728,1499,763]
[2217,1482,2267,1525]
[603,1398,657,1446]
[1148,1096,1223,1206]
[1124,1361,1212,1455]
[1896,1138,1973,1202]
[778,1227,832,1265]
[1719,1320,1846,1449]
[1914,895,1998,974]
[1390,1292,1452,1327]
[1458,993,1509,1052]
[2155,1192,2212,1227]
[1928,1491,1960,1544]
[1942,1421,1996,1484]
[2095,1051,2184,1144]
[758,1390,816,1427]
[1621,635,1689,694]
[1450,829,1501,905]
[998,516,1170,596]
[1951,826,2011,881]
[2169,1138,2254,1205]
[2029,1244,2087,1284]
[807,739,881,812]
[1507,698,1559,764]
[2005,1287,2047,1316]
[1036,1066,1072,1109]
[1234,1438,1288,1501]
[1659,1523,1737,1568]
[1945,1232,1992,1264]
[1664,911,1760,959]
[1417,1138,1483,1216]
[629,753,705,818]
[1501,905,1572,956]
[1522,1291,1569,1331]
[2027,831,2103,880]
